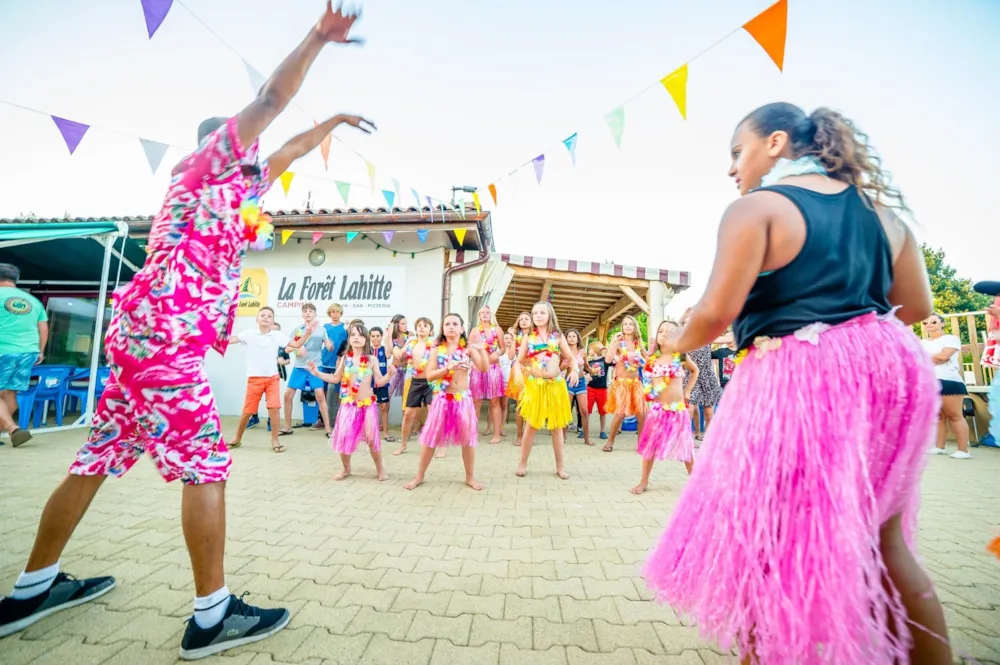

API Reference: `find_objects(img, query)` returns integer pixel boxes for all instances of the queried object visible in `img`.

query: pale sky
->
[0,0,996,315]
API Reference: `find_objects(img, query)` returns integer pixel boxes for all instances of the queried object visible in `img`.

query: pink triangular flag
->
[51,116,90,155]
[312,232,323,245]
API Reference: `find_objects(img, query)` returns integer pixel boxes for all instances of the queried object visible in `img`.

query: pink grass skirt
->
[330,401,381,455]
[470,363,505,400]
[636,404,694,463]
[643,312,939,664]
[419,391,478,448]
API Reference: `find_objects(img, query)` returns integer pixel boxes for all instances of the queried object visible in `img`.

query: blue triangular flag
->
[381,189,395,209]
[563,133,578,165]
[417,229,428,243]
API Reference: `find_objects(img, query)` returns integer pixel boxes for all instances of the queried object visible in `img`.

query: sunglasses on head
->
[240,164,261,177]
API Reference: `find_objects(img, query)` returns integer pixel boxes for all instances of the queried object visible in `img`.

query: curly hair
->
[741,102,909,214]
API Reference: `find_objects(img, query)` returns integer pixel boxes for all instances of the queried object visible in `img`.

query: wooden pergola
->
[493,254,691,343]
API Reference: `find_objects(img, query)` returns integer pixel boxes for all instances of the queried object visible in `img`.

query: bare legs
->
[404,445,482,491]
[0,389,19,435]
[631,457,693,495]
[24,475,229,599]
[395,407,418,455]
[515,425,568,479]
[335,448,386,481]
[513,412,524,446]
[488,398,503,444]
[281,388,296,432]
[25,475,106,571]
[934,395,970,453]
[604,414,625,451]
[737,514,951,665]
[574,393,592,445]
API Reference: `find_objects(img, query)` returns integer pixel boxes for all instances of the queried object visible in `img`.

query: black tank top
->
[732,184,893,350]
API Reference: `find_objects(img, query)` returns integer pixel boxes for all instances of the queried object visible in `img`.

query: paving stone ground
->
[1,417,998,664]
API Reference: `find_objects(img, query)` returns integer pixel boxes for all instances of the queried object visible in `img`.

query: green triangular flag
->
[346,232,359,243]
[335,181,351,205]
[604,106,625,149]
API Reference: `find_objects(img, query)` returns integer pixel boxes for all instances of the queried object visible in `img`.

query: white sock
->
[193,586,230,629]
[10,562,60,600]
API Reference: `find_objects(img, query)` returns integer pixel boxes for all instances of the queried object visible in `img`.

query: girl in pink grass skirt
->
[631,320,700,494]
[404,313,490,491]
[307,322,392,482]
[470,305,507,444]
[642,102,950,664]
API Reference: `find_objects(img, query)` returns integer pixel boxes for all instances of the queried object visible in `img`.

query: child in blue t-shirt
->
[369,327,395,441]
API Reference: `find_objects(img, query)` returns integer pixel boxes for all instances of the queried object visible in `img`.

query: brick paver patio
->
[1,419,998,664]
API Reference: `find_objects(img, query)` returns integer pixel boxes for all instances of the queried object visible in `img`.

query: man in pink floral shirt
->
[0,3,374,659]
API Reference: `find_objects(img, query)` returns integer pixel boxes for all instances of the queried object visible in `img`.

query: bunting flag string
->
[346,232,359,243]
[139,138,169,174]
[381,231,394,244]
[471,192,481,213]
[454,228,467,247]
[51,116,90,155]
[473,0,788,207]
[280,229,293,245]
[381,189,395,210]
[278,171,295,196]
[365,161,377,195]
[417,229,429,243]
[335,181,352,206]
[314,121,332,170]
[311,232,323,244]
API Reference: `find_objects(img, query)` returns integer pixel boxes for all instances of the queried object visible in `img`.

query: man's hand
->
[316,1,364,44]
[35,353,44,365]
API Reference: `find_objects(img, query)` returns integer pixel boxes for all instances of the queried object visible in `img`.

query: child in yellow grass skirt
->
[514,302,581,479]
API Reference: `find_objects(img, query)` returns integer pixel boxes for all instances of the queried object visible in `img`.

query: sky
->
[0,0,997,315]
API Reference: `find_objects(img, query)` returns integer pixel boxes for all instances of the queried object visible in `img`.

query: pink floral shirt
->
[113,116,270,358]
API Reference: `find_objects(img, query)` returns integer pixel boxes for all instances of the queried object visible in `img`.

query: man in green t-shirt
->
[0,263,48,447]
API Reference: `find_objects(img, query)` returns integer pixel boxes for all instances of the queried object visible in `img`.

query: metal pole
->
[81,233,115,425]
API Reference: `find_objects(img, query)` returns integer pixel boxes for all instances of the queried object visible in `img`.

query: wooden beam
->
[619,285,649,314]
[510,264,651,289]
[581,293,639,337]
[539,279,553,305]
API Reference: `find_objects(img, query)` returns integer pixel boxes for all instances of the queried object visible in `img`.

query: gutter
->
[441,247,490,324]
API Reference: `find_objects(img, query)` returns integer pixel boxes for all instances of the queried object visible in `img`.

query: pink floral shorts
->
[69,334,231,485]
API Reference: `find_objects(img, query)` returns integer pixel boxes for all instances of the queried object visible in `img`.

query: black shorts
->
[405,378,434,408]
[375,386,390,404]
[939,379,968,396]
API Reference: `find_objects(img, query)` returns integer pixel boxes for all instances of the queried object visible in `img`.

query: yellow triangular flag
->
[365,161,376,194]
[660,64,688,120]
[454,228,467,246]
[281,229,293,245]
[279,171,295,196]
[471,191,481,213]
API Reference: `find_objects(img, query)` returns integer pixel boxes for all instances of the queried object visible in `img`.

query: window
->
[43,296,111,368]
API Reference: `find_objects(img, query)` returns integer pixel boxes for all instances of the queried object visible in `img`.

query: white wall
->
[206,232,446,423]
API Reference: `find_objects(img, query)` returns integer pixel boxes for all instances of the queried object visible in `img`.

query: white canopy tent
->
[0,221,129,434]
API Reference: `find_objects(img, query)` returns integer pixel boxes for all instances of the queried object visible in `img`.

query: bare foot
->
[515,465,527,477]
[583,439,595,446]
[334,468,351,481]
[556,469,569,480]
[512,439,521,447]
[489,437,502,445]
[466,478,484,491]
[393,446,407,456]
[404,477,424,490]
[630,483,647,494]
[434,449,446,459]
[377,469,389,481]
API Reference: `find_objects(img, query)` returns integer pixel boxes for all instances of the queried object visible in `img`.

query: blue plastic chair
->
[15,384,37,430]
[30,366,73,428]
[65,366,111,416]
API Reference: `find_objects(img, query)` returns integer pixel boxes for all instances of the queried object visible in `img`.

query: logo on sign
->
[237,268,268,317]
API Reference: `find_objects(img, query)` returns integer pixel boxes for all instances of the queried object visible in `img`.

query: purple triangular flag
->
[381,231,394,245]
[141,0,174,39]
[417,229,429,243]
[51,116,90,155]
[532,154,545,184]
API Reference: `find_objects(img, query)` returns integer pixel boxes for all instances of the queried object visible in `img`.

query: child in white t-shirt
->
[920,313,970,459]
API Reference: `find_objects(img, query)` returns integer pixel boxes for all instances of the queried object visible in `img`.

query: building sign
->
[237,267,404,318]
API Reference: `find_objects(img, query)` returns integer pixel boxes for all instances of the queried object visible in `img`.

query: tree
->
[921,244,991,346]
[922,244,991,315]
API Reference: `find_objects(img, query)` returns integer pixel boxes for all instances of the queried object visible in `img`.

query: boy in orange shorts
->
[230,306,309,452]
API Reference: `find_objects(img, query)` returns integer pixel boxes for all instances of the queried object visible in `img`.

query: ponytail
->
[742,102,909,214]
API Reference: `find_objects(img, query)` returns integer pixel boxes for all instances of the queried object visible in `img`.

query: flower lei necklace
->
[642,352,682,402]
[478,323,499,354]
[435,337,469,397]
[404,336,432,376]
[526,328,560,372]
[342,350,373,406]
[619,338,641,372]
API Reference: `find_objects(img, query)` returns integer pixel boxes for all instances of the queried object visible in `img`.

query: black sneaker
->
[247,415,260,429]
[179,593,290,661]
[0,573,116,638]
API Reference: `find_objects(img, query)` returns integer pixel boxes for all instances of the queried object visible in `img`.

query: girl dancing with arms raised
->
[307,322,390,481]
[631,320,698,494]
[506,312,533,446]
[643,103,948,664]
[404,313,490,491]
[515,302,580,479]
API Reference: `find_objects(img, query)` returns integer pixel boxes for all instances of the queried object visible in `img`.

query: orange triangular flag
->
[279,171,295,196]
[660,64,688,120]
[743,0,788,72]
[454,228,467,246]
[488,183,497,205]
[314,121,331,171]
